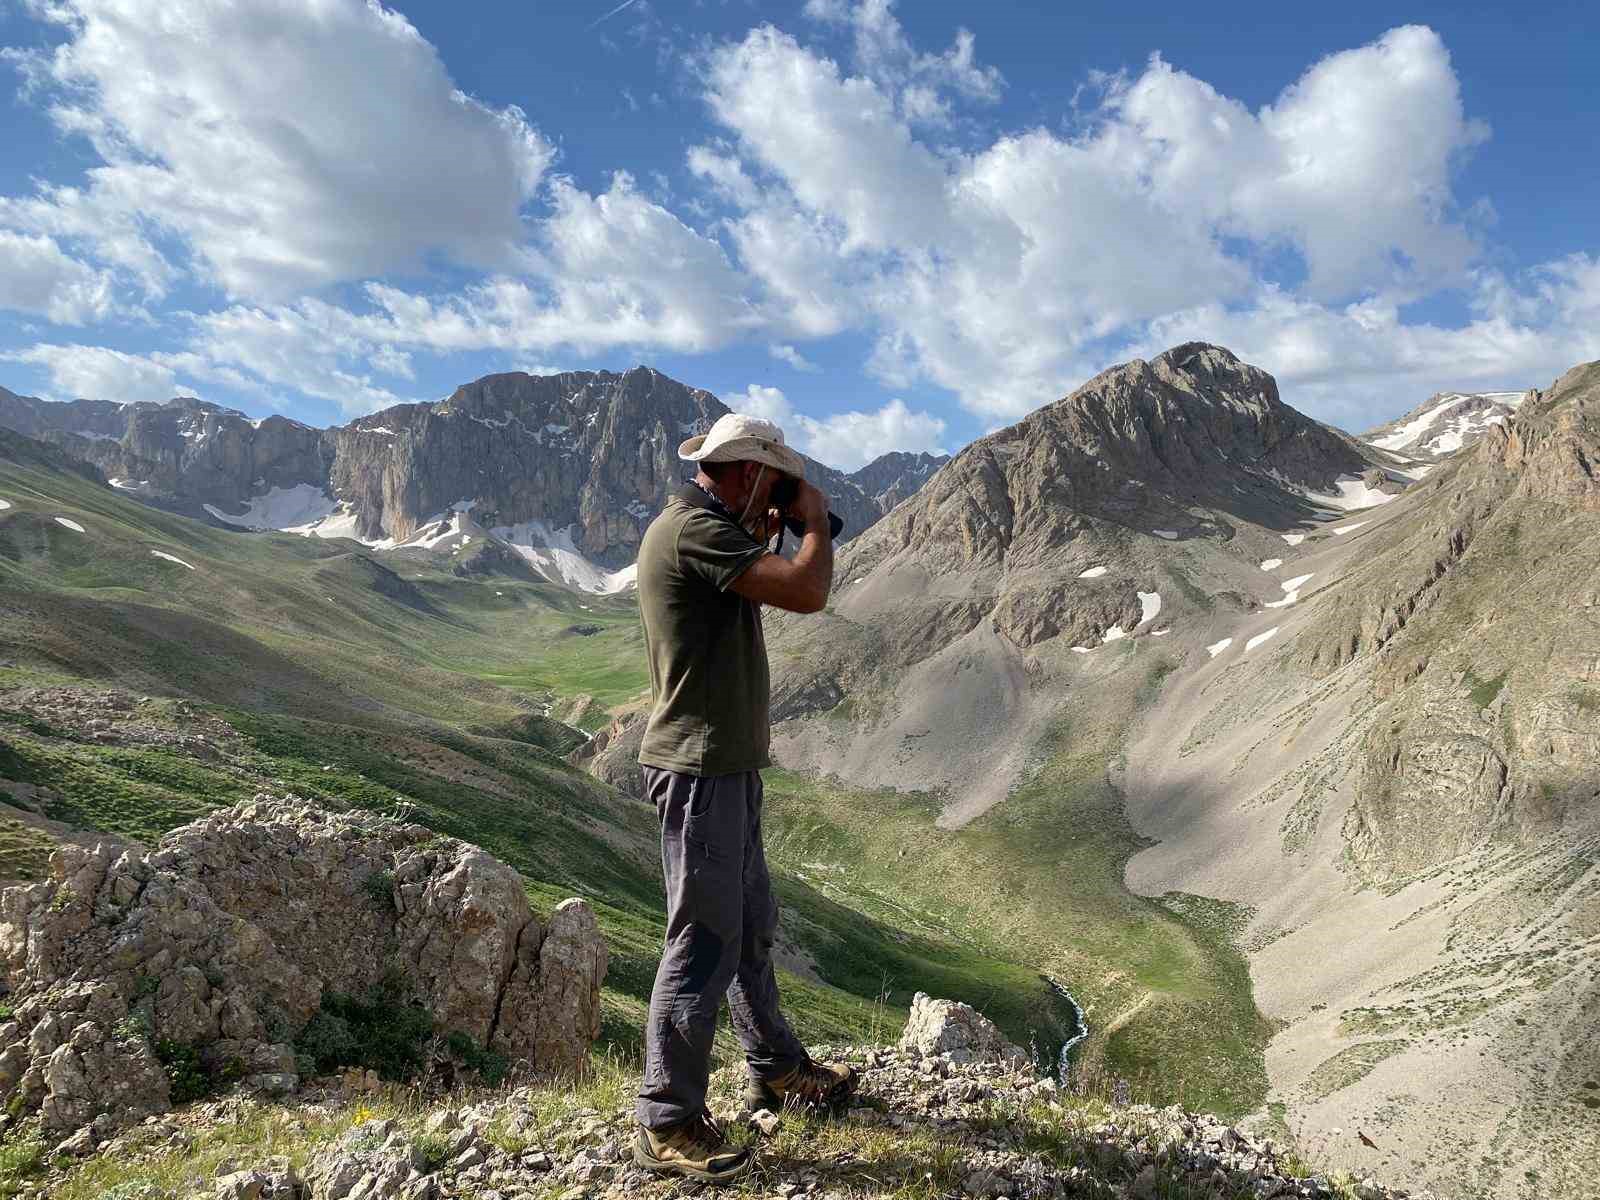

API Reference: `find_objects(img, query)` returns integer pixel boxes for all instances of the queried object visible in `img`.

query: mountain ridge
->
[0,371,949,587]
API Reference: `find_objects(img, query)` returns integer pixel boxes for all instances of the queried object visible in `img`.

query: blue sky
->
[0,0,1596,468]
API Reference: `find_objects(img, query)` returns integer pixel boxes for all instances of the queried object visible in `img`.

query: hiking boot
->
[632,1112,752,1183]
[745,1055,858,1113]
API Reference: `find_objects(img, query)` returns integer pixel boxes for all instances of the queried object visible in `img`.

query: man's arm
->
[729,480,833,614]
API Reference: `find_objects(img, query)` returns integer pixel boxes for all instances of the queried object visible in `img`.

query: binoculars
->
[771,476,844,541]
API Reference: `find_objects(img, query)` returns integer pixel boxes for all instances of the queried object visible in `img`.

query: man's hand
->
[731,479,834,613]
[789,480,829,531]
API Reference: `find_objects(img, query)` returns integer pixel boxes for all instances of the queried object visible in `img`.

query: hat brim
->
[678,434,806,480]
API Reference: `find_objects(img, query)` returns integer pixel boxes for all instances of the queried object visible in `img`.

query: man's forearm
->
[795,521,834,607]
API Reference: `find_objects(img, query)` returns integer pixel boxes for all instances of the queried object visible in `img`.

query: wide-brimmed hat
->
[678,413,806,479]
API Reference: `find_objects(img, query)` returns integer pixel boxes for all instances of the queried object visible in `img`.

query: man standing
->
[631,413,856,1183]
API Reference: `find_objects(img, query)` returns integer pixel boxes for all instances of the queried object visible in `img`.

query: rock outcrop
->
[897,992,1031,1068]
[1293,358,1600,876]
[0,798,607,1140]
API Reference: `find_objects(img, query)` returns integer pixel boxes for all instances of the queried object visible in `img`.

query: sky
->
[0,0,1596,471]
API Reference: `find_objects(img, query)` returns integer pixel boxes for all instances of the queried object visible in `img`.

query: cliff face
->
[0,371,930,569]
[0,387,330,510]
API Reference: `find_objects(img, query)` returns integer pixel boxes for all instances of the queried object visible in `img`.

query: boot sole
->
[631,1142,753,1184]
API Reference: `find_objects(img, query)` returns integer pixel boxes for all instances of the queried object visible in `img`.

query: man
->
[631,412,856,1183]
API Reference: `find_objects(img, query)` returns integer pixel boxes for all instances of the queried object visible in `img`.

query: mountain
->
[765,342,1402,817]
[1362,388,1531,465]
[0,370,941,593]
[750,344,1600,1198]
[841,449,949,509]
[0,418,1080,1131]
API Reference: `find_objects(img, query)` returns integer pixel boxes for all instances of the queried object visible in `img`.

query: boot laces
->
[679,1111,730,1156]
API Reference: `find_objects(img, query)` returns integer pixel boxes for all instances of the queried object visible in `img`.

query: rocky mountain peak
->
[0,366,952,590]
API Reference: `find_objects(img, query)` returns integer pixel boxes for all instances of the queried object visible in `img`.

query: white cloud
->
[699,20,1507,420]
[1122,256,1600,429]
[8,0,551,301]
[1106,27,1486,300]
[769,343,819,372]
[0,231,115,324]
[724,383,946,470]
[0,343,177,402]
[802,0,1002,125]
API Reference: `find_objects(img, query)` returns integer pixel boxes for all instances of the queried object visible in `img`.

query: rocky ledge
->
[0,798,606,1148]
[27,1041,1432,1200]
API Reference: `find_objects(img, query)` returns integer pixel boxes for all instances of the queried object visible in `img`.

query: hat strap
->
[739,464,768,526]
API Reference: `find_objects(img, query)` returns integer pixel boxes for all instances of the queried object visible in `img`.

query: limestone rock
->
[897,993,1030,1068]
[0,797,607,1137]
[0,371,943,571]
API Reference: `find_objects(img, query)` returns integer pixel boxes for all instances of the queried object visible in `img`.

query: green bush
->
[445,1029,509,1086]
[361,868,395,910]
[154,1038,210,1105]
[293,972,432,1081]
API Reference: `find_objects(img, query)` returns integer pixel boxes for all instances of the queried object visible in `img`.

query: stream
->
[1040,975,1089,1082]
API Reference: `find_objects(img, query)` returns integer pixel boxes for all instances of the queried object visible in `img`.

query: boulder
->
[0,797,607,1137]
[897,993,1030,1068]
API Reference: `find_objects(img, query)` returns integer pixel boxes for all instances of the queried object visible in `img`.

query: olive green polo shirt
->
[636,486,772,776]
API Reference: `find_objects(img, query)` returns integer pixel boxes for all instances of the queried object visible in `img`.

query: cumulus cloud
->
[1127,257,1600,429]
[6,0,551,301]
[699,20,1507,421]
[0,232,115,324]
[0,343,178,402]
[0,4,1590,435]
[724,383,946,470]
[802,0,1002,125]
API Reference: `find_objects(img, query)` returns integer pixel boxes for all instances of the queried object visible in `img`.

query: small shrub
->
[112,1013,151,1043]
[361,868,396,910]
[294,972,432,1081]
[154,1038,210,1105]
[0,1127,45,1192]
[0,1004,13,1023]
[445,1030,509,1086]
[410,1130,453,1173]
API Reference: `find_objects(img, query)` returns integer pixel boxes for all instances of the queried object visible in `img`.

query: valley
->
[2,348,1597,1198]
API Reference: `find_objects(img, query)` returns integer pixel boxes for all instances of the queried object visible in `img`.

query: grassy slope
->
[762,651,1271,1117]
[0,444,1050,1063]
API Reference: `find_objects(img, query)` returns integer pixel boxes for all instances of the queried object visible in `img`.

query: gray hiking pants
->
[636,767,806,1129]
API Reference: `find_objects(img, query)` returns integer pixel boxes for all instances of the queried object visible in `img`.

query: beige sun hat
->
[678,412,806,479]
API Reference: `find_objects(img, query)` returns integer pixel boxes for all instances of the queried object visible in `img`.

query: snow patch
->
[1370,395,1473,450]
[1206,638,1233,658]
[492,519,638,594]
[1305,475,1397,511]
[1281,533,1307,546]
[1245,628,1279,652]
[150,550,195,570]
[54,517,85,533]
[1332,521,1369,536]
[205,484,340,532]
[0,499,10,511]
[1259,558,1283,571]
[108,478,154,494]
[1078,565,1108,579]
[1137,592,1162,625]
[1102,625,1127,644]
[1152,529,1179,540]
[1071,646,1094,654]
[1264,572,1313,608]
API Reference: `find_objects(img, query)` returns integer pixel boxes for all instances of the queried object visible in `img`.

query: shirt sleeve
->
[675,511,771,592]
